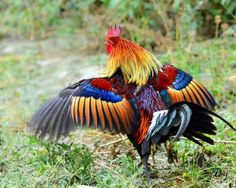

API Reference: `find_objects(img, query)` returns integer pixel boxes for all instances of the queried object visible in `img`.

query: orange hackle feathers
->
[104,26,161,86]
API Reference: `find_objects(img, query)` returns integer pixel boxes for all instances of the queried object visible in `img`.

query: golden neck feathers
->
[104,38,161,86]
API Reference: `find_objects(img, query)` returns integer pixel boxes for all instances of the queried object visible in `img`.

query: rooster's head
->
[104,25,161,86]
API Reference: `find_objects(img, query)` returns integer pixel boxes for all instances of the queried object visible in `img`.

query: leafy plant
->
[1,0,61,39]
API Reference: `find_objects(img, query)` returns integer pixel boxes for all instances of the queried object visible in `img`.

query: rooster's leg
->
[164,141,178,164]
[141,154,150,182]
[127,135,151,182]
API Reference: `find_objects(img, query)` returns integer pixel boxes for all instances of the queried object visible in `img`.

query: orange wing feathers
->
[71,96,137,134]
[29,78,139,140]
[151,64,216,109]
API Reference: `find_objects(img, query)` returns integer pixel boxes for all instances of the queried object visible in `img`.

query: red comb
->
[107,25,122,38]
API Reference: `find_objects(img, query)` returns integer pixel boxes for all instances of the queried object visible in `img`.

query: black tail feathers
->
[180,102,235,145]
[141,102,234,155]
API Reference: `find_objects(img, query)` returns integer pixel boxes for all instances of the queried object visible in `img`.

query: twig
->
[165,176,184,182]
[214,140,236,144]
[93,161,119,175]
[171,136,236,145]
[95,135,236,149]
[98,137,128,148]
[87,130,116,138]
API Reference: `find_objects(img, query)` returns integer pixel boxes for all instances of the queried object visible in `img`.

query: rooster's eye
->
[105,40,114,46]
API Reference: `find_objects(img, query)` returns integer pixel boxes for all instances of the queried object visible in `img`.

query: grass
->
[0,130,94,187]
[0,34,235,187]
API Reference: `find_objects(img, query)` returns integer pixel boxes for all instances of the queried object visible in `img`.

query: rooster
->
[29,26,234,181]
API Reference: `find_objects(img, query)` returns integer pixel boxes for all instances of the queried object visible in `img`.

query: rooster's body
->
[29,26,234,181]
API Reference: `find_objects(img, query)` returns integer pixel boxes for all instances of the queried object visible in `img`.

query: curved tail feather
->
[142,102,234,155]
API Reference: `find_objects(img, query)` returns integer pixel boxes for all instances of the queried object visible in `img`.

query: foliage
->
[0,0,235,41]
[0,128,94,187]
[0,0,61,39]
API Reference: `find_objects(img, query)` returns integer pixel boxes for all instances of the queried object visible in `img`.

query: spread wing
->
[29,78,139,140]
[151,64,216,109]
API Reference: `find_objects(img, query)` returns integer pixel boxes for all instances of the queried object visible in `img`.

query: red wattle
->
[106,44,113,54]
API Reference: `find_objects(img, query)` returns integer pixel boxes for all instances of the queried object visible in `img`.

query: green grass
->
[0,35,235,187]
[0,129,94,187]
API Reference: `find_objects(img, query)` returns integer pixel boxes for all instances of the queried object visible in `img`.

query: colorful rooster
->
[29,26,234,181]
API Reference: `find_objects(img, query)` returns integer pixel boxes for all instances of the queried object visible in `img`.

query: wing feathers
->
[182,88,191,102]
[74,97,79,124]
[193,80,216,107]
[108,102,121,132]
[64,105,75,136]
[41,98,65,138]
[91,97,98,127]
[157,65,217,110]
[114,103,128,132]
[96,99,105,129]
[167,80,216,110]
[31,97,56,127]
[79,97,85,125]
[85,98,91,127]
[186,85,198,104]
[29,96,74,139]
[56,97,72,139]
[102,101,113,130]
[34,98,59,135]
[188,84,204,106]
[29,79,139,140]
[70,96,137,134]
[191,81,210,108]
[51,98,69,140]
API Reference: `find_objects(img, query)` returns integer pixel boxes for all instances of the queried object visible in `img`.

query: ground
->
[0,34,235,187]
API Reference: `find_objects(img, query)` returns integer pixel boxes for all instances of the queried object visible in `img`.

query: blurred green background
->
[1,0,236,47]
[0,0,235,187]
